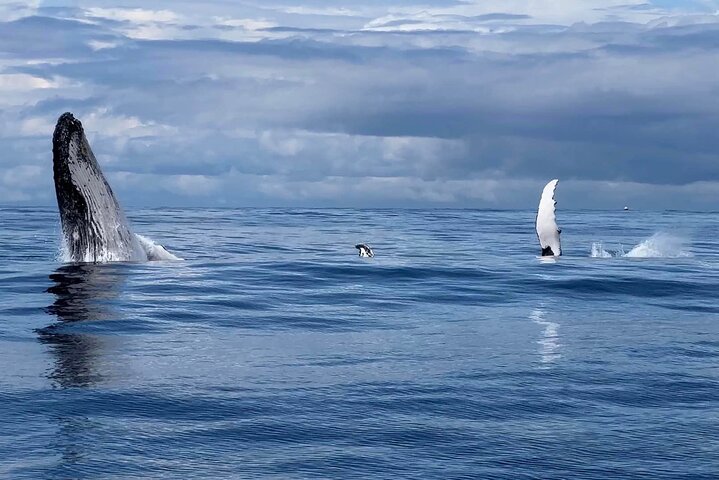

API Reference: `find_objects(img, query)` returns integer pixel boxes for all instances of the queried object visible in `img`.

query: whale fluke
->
[52,112,173,263]
[536,179,561,257]
[355,244,374,258]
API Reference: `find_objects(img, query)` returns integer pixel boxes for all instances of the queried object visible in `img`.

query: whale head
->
[355,243,374,257]
[53,112,144,263]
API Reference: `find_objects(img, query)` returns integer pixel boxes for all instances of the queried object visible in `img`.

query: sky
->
[0,0,718,209]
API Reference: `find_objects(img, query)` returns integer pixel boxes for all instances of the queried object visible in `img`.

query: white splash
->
[590,233,692,258]
[135,234,183,261]
[58,233,145,263]
[624,232,692,258]
[590,242,616,258]
[58,233,182,262]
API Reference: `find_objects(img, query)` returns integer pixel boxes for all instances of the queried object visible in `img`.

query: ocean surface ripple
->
[1,208,718,479]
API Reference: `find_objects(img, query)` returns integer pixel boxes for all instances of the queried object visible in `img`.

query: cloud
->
[0,164,47,202]
[0,73,57,90]
[0,1,717,208]
[1,164,44,188]
[85,7,179,23]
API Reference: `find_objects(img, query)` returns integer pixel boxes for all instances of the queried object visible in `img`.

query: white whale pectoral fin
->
[536,179,561,256]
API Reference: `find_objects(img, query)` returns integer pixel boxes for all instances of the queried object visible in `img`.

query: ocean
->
[1,207,718,479]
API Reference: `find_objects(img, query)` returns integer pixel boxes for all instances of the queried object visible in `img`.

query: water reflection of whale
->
[37,263,127,388]
[529,306,561,367]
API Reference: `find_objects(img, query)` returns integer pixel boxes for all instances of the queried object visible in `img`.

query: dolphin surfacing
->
[536,179,561,257]
[53,112,150,263]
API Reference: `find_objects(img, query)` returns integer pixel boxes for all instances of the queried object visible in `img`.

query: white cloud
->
[18,116,55,137]
[87,39,120,51]
[258,130,306,156]
[407,0,665,24]
[275,6,365,17]
[0,1,718,207]
[85,7,180,24]
[253,130,466,179]
[0,1,39,22]
[1,165,44,189]
[81,109,176,138]
[108,171,221,199]
[213,17,277,30]
[0,73,57,90]
[254,174,505,203]
[83,7,185,40]
[169,174,221,196]
[380,136,466,165]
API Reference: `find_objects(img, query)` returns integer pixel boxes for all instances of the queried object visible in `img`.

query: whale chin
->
[53,112,151,263]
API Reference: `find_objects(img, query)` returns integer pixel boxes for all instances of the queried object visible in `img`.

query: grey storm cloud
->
[0,0,718,208]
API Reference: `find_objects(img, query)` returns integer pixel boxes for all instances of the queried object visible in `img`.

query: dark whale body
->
[355,243,374,257]
[53,112,145,263]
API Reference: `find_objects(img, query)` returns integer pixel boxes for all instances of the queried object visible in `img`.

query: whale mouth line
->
[52,112,179,263]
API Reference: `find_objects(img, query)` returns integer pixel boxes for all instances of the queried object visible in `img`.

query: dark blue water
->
[1,207,718,479]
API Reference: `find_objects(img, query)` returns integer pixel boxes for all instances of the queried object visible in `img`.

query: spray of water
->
[135,234,183,261]
[58,233,182,263]
[591,232,692,258]
[590,242,614,258]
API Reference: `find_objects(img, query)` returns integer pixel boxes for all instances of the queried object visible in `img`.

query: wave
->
[591,233,692,258]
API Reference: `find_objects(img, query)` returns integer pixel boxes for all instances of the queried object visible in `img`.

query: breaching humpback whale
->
[355,244,374,257]
[536,179,561,257]
[53,112,175,263]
